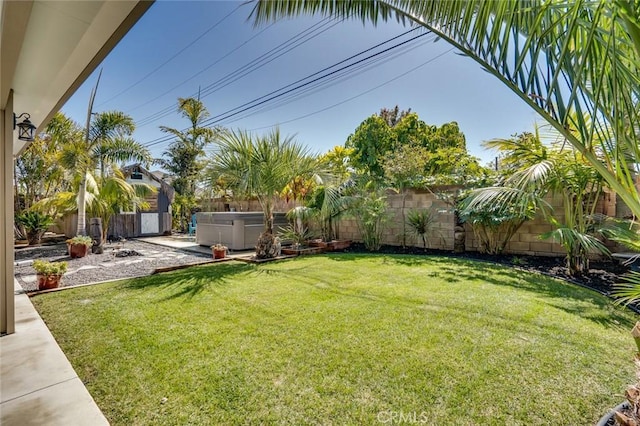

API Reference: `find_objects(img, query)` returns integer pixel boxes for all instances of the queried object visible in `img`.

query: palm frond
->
[252,0,640,218]
[542,226,611,257]
[612,271,640,306]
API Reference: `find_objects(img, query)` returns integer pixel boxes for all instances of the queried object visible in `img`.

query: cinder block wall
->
[337,188,456,251]
[337,187,619,257]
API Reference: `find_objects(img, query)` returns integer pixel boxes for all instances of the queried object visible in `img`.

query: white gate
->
[140,213,159,235]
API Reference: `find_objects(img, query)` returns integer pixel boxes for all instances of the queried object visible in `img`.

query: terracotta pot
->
[69,243,90,259]
[213,248,226,259]
[37,274,63,291]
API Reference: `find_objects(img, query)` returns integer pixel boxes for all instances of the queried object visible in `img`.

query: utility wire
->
[97,3,244,107]
[141,30,431,148]
[126,21,278,114]
[136,16,339,128]
[214,27,421,123]
[227,36,434,124]
[198,31,430,127]
[247,48,454,131]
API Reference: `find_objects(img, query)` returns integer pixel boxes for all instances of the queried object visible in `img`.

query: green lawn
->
[33,254,636,425]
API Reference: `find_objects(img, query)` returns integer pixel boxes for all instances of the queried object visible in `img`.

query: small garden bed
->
[281,245,325,256]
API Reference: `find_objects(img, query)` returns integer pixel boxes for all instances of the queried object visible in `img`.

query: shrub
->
[32,260,68,276]
[458,200,534,255]
[353,191,389,252]
[68,235,93,246]
[16,210,54,245]
[406,209,437,249]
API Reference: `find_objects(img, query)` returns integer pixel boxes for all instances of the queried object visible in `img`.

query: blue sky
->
[62,0,541,167]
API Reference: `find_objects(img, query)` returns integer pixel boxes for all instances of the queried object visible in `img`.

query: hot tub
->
[195,212,288,250]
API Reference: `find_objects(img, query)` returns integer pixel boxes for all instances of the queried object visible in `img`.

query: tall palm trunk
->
[76,69,101,236]
[76,175,87,235]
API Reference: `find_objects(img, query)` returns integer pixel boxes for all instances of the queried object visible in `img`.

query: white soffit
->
[7,0,151,155]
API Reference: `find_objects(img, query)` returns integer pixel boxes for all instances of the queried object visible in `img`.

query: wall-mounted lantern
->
[14,113,37,142]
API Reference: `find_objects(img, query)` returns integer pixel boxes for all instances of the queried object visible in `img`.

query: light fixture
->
[13,113,36,142]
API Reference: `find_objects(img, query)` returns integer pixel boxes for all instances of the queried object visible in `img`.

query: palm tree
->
[207,127,318,258]
[156,98,218,231]
[251,0,640,219]
[462,127,620,275]
[86,167,156,242]
[52,111,151,235]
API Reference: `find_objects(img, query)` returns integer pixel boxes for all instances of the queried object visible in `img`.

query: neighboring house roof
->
[122,164,175,202]
[151,170,171,182]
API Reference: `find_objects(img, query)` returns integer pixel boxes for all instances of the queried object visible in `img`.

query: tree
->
[156,98,218,231]
[463,127,619,275]
[379,105,411,127]
[346,109,469,179]
[208,127,318,258]
[14,133,68,213]
[85,167,155,242]
[345,115,395,177]
[251,0,640,220]
[53,111,151,235]
[317,145,354,180]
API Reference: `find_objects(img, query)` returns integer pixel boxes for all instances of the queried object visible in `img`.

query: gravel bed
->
[14,240,212,292]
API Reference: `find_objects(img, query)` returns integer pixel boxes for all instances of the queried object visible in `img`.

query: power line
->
[247,48,454,131]
[141,30,432,149]
[136,16,339,128]
[97,3,244,108]
[226,37,434,124]
[197,31,430,127]
[217,26,421,122]
[125,21,278,114]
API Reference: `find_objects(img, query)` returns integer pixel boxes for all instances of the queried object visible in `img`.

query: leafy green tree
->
[156,98,218,231]
[422,146,488,185]
[317,145,354,180]
[15,133,67,212]
[345,115,395,177]
[347,109,471,180]
[208,127,318,258]
[251,0,640,219]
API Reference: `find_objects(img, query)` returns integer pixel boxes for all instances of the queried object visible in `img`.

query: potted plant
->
[211,243,228,259]
[33,260,68,290]
[67,235,92,258]
[279,222,324,256]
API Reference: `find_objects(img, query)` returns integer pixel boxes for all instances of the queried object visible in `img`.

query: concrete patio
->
[0,282,108,426]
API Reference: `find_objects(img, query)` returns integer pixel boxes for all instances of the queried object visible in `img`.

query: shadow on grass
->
[121,262,255,300]
[320,254,634,330]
